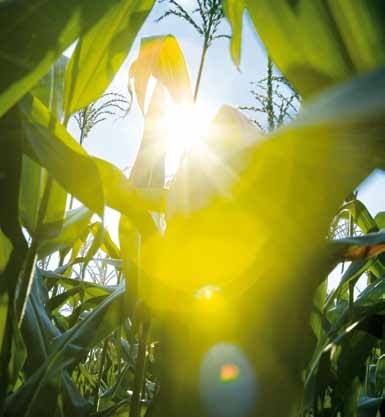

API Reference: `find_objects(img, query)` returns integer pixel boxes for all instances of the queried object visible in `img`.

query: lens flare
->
[200,343,258,417]
[195,285,222,301]
[220,364,239,383]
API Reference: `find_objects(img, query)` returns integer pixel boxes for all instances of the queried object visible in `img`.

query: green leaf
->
[80,222,105,278]
[0,0,136,116]
[129,35,192,112]
[20,95,105,215]
[0,106,26,253]
[38,206,92,258]
[222,1,385,97]
[92,157,159,234]
[8,272,90,417]
[42,272,114,300]
[21,95,159,229]
[339,199,378,234]
[119,214,140,314]
[7,280,127,417]
[0,229,12,274]
[19,155,67,238]
[375,212,385,229]
[325,260,369,309]
[63,0,154,118]
[30,55,69,121]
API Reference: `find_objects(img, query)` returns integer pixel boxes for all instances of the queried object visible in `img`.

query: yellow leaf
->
[129,35,192,112]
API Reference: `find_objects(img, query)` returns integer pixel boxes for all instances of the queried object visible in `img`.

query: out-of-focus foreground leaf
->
[222,1,385,97]
[144,68,385,417]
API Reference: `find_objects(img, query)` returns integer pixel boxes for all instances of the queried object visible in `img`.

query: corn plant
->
[157,0,229,101]
[2,2,385,417]
[73,92,131,145]
[240,56,300,132]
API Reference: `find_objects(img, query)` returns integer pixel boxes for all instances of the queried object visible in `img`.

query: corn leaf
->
[129,35,192,112]
[63,0,154,118]
[38,206,92,258]
[0,0,132,116]
[20,95,105,215]
[222,1,385,97]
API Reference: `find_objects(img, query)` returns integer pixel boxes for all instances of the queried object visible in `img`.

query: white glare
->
[163,100,212,176]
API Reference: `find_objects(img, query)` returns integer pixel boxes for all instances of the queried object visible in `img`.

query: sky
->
[66,0,385,261]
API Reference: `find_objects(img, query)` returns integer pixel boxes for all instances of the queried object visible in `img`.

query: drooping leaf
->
[21,95,160,228]
[42,271,114,300]
[339,199,378,234]
[38,206,92,258]
[129,35,192,112]
[92,157,159,234]
[20,95,105,215]
[63,0,154,118]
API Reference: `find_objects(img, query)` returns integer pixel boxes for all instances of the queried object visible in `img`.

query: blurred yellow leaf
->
[140,68,385,311]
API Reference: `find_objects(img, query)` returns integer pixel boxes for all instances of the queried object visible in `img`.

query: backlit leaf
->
[129,35,192,112]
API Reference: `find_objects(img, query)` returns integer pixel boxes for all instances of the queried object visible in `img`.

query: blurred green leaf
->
[375,211,385,229]
[142,68,385,417]
[222,1,385,97]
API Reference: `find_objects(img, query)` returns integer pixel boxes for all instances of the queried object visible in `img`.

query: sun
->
[162,100,212,175]
[165,104,210,149]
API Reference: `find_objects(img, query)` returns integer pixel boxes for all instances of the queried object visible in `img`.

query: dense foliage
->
[2,1,385,417]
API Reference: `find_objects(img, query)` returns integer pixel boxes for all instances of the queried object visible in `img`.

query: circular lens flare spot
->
[200,343,258,417]
[220,364,239,383]
[195,285,222,301]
